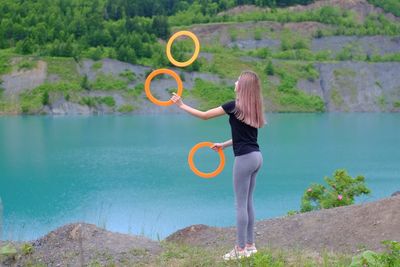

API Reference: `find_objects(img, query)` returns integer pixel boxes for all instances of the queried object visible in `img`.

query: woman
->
[171,70,266,260]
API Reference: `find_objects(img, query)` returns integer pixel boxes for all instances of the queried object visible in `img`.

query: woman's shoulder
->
[221,100,235,114]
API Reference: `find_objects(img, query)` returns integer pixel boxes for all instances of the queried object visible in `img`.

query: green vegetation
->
[117,104,136,113]
[1,0,399,114]
[81,75,90,91]
[277,89,325,112]
[0,243,17,258]
[394,101,400,108]
[200,46,258,78]
[119,69,137,82]
[281,30,310,51]
[330,88,344,108]
[168,38,202,71]
[0,0,318,66]
[78,96,116,108]
[0,240,354,266]
[42,91,49,106]
[1,231,399,266]
[265,60,275,76]
[254,28,263,40]
[368,0,400,17]
[45,57,80,83]
[270,61,325,112]
[170,5,400,37]
[229,28,238,42]
[370,53,400,62]
[377,95,386,110]
[299,169,371,213]
[155,240,352,266]
[20,82,81,114]
[350,240,400,267]
[21,243,34,256]
[124,83,144,101]
[91,61,103,71]
[0,0,168,64]
[79,97,96,108]
[191,78,235,110]
[99,96,116,107]
[1,0,398,68]
[0,49,14,75]
[90,74,128,91]
[247,45,399,63]
[198,45,326,112]
[17,58,37,71]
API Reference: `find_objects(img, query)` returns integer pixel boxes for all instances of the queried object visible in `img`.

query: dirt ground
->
[167,194,400,255]
[1,194,399,266]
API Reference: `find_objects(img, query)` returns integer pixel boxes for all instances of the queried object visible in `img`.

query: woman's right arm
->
[171,93,225,120]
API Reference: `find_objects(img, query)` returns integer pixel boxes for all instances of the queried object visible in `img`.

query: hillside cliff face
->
[300,62,400,112]
[1,56,399,114]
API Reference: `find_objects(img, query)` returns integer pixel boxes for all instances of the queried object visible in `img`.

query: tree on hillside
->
[152,16,170,40]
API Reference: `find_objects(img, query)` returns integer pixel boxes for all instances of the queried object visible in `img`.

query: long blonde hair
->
[233,70,266,128]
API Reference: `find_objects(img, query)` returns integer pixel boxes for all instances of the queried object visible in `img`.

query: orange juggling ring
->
[144,68,183,106]
[166,31,200,67]
[188,142,225,178]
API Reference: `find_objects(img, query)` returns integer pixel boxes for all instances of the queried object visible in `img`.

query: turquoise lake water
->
[0,113,399,241]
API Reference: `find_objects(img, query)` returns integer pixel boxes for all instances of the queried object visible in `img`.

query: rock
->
[297,62,400,112]
[391,191,400,197]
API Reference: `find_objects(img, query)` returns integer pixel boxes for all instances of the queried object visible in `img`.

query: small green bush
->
[229,28,238,42]
[0,50,12,75]
[118,104,135,113]
[254,28,262,40]
[119,69,137,82]
[300,169,371,212]
[79,97,97,108]
[250,47,271,59]
[100,96,116,107]
[17,59,37,71]
[81,75,90,91]
[350,240,400,267]
[91,61,103,71]
[124,83,144,100]
[0,243,17,257]
[42,91,49,106]
[21,243,34,255]
[265,60,275,76]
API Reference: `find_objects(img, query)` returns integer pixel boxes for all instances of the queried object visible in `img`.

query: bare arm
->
[179,103,225,120]
[222,139,233,148]
[211,139,232,151]
[171,92,225,120]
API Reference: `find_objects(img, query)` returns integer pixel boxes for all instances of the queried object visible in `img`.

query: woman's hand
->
[170,92,183,107]
[211,143,224,152]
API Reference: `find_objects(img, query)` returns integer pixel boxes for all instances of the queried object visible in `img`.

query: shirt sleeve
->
[221,100,235,114]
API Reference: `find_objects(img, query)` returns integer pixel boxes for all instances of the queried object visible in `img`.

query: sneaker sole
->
[246,250,258,255]
[223,253,250,260]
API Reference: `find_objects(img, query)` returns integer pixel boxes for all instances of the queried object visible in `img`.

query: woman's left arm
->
[171,92,225,120]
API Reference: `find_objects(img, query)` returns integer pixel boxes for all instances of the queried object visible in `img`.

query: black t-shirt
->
[221,100,260,157]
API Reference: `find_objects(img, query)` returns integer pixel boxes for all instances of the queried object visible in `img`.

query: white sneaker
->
[222,245,250,260]
[245,243,258,255]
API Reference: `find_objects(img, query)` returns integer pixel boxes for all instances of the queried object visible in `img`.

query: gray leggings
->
[233,151,263,249]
